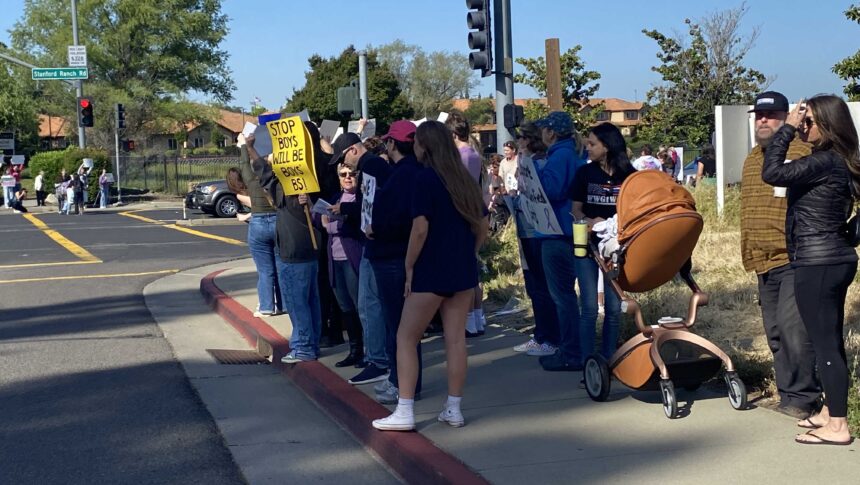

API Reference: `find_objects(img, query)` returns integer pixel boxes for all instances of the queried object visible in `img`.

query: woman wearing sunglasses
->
[762,94,860,446]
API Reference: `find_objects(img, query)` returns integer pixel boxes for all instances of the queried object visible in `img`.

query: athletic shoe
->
[348,364,389,385]
[513,338,540,353]
[253,310,276,318]
[438,406,465,428]
[374,379,394,394]
[376,383,399,405]
[372,409,415,431]
[280,350,313,364]
[539,353,583,372]
[526,342,558,357]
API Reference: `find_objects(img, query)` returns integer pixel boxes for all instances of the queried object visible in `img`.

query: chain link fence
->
[115,155,240,195]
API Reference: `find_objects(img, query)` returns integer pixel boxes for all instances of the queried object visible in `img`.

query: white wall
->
[715,102,860,214]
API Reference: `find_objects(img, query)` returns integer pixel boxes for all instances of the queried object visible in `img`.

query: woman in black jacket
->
[762,94,860,446]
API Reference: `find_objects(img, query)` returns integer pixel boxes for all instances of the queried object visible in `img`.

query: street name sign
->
[0,132,13,150]
[68,45,87,67]
[31,67,89,80]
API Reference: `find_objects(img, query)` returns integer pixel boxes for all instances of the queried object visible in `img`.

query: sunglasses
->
[804,118,816,129]
[339,171,359,178]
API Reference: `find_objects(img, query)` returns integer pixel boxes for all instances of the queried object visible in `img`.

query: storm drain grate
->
[206,349,269,365]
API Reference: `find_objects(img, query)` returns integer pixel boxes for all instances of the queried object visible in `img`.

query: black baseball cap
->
[749,91,789,113]
[329,132,362,165]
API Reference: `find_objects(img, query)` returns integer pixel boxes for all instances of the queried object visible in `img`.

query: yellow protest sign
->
[266,116,319,195]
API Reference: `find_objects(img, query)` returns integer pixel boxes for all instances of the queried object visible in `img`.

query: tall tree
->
[833,4,860,101]
[375,40,477,118]
[463,97,494,125]
[513,45,602,133]
[9,0,234,148]
[639,3,767,146]
[0,64,40,155]
[285,46,413,133]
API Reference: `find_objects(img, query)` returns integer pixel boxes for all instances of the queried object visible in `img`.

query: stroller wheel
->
[584,354,611,401]
[725,372,748,410]
[660,379,678,419]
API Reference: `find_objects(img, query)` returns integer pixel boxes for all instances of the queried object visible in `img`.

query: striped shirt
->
[740,139,812,274]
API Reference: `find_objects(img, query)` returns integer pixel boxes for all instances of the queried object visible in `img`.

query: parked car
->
[186,180,240,218]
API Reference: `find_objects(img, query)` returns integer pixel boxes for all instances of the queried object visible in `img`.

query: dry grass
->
[481,183,860,432]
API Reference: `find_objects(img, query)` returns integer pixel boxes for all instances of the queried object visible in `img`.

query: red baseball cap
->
[382,120,416,143]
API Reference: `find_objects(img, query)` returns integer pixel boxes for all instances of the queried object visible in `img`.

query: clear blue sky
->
[1,0,856,110]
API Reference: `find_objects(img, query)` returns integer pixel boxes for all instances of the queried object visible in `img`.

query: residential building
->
[38,114,71,150]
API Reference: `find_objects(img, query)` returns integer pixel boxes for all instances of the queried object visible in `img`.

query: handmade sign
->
[360,173,376,234]
[266,115,319,196]
[516,155,562,236]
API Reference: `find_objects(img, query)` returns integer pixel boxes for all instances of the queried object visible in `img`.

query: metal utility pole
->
[71,0,85,148]
[493,0,514,148]
[358,51,369,119]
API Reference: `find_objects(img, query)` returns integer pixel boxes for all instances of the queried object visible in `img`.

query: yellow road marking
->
[0,260,101,270]
[0,269,179,284]
[22,213,102,263]
[118,211,246,246]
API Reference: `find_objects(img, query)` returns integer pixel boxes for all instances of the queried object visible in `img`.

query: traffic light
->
[116,103,125,129]
[121,139,135,151]
[77,97,94,127]
[467,0,492,77]
[337,81,360,118]
[503,104,524,129]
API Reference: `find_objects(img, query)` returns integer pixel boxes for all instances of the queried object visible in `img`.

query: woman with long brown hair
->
[372,121,488,431]
[762,94,860,446]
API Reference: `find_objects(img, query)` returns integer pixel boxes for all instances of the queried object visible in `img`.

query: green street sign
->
[31,67,89,80]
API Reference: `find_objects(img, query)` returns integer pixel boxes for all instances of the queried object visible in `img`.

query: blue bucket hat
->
[534,111,574,137]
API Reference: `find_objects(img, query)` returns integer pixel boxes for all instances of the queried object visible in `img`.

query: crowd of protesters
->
[228,91,860,444]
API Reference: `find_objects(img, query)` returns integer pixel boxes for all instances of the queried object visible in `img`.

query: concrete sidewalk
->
[210,258,859,484]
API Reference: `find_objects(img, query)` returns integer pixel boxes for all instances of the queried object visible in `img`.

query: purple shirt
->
[327,192,356,261]
[458,145,482,183]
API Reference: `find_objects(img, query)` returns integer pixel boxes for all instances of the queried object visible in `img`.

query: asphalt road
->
[0,207,251,484]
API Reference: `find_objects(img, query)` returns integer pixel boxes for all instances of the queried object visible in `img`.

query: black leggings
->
[794,262,857,417]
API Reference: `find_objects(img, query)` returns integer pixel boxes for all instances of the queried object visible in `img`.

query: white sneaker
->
[374,379,393,394]
[372,410,415,431]
[376,384,399,405]
[513,338,539,353]
[526,342,558,357]
[438,406,465,428]
[253,310,276,318]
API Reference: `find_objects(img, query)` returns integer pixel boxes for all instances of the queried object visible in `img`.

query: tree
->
[513,45,602,133]
[833,4,860,101]
[375,40,477,118]
[0,64,40,155]
[463,96,494,125]
[639,3,767,147]
[284,46,413,133]
[9,0,234,147]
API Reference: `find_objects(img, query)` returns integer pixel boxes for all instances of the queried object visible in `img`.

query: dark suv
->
[186,180,240,217]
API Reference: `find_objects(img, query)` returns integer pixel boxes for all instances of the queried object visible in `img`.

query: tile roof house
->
[39,114,72,150]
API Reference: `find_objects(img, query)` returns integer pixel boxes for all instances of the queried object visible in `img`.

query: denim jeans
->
[540,238,582,365]
[521,237,560,346]
[248,213,281,314]
[358,254,387,368]
[332,259,359,312]
[276,259,321,360]
[575,256,621,360]
[100,183,110,208]
[372,258,422,393]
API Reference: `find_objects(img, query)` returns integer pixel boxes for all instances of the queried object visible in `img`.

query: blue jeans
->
[372,258,422,393]
[521,238,560,345]
[100,183,110,208]
[332,259,359,312]
[575,256,622,359]
[358,254,387,368]
[541,239,582,365]
[276,259,321,360]
[248,213,281,314]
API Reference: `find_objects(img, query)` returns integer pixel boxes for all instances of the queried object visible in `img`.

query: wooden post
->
[304,204,318,250]
[545,38,563,112]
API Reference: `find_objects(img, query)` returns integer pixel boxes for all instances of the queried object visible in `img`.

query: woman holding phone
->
[762,95,859,446]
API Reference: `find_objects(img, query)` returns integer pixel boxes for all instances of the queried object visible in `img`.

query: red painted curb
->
[200,270,491,485]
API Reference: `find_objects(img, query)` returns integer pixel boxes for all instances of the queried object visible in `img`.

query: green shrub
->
[28,147,110,200]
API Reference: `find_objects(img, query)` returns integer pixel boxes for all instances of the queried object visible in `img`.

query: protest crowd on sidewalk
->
[226,90,860,445]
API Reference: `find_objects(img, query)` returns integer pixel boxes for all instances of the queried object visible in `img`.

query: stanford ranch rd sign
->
[31,67,89,80]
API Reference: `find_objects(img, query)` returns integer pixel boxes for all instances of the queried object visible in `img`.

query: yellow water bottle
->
[573,220,588,257]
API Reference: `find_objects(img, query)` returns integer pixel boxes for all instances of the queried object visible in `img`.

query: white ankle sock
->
[474,309,485,331]
[465,311,478,333]
[396,398,414,415]
[446,395,462,408]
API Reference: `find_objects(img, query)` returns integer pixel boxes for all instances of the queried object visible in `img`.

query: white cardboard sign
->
[11,155,25,165]
[516,155,562,235]
[360,173,377,234]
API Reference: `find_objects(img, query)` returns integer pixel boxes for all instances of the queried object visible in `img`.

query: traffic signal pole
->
[493,0,514,148]
[71,0,85,148]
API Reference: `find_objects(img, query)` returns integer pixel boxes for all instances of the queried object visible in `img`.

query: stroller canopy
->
[614,171,702,292]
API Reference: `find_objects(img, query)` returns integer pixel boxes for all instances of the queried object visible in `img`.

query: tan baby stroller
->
[581,170,747,419]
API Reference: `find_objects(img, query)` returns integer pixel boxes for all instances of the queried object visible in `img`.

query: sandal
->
[794,430,854,446]
[797,418,823,429]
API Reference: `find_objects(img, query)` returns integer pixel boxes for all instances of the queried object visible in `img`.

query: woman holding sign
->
[246,127,323,364]
[570,123,635,362]
[372,121,488,431]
